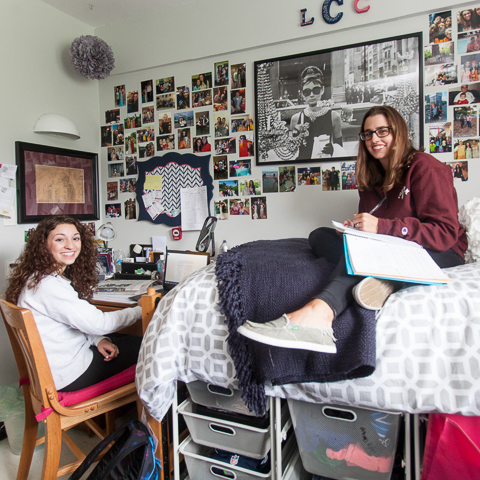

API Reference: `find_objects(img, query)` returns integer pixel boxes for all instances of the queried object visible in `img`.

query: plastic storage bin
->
[186,380,268,416]
[288,399,402,480]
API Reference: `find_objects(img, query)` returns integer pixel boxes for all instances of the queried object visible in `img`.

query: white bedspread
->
[136,262,480,422]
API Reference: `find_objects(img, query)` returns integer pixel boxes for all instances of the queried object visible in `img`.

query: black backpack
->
[69,420,162,480]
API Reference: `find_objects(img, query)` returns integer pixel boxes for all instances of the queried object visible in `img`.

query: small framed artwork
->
[15,141,99,223]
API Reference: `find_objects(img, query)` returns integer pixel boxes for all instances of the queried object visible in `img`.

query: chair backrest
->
[0,300,57,413]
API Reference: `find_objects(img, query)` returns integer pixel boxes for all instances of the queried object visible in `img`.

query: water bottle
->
[220,240,230,254]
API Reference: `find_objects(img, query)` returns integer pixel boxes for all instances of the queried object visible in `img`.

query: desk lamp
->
[97,222,117,248]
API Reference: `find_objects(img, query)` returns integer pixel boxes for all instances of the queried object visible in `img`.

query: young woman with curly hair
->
[238,106,467,353]
[6,215,142,392]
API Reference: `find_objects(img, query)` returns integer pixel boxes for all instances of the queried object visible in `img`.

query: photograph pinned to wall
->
[459,53,480,82]
[262,166,279,193]
[107,146,121,162]
[251,196,267,220]
[125,132,137,155]
[101,126,112,147]
[107,181,118,201]
[457,8,480,34]
[231,63,246,89]
[108,162,124,178]
[193,135,212,153]
[425,64,457,86]
[458,29,480,54]
[120,177,136,193]
[322,162,341,191]
[192,89,212,108]
[229,159,251,177]
[174,111,194,129]
[424,42,454,66]
[141,80,154,103]
[112,124,124,146]
[229,198,241,216]
[239,178,260,196]
[114,84,126,107]
[428,11,452,44]
[232,114,254,133]
[214,112,230,138]
[157,134,175,152]
[192,72,212,91]
[156,92,175,111]
[425,92,447,123]
[124,198,136,220]
[215,199,228,220]
[449,82,480,105]
[453,138,479,159]
[137,127,155,144]
[255,33,422,165]
[24,227,36,243]
[158,112,172,135]
[126,155,138,175]
[231,89,246,115]
[139,142,154,158]
[124,113,141,130]
[213,87,228,111]
[215,137,236,155]
[445,160,469,182]
[106,203,122,218]
[279,166,296,192]
[85,222,95,236]
[106,108,120,124]
[214,61,229,86]
[142,105,155,126]
[177,86,190,110]
[453,105,477,137]
[127,90,139,113]
[341,162,357,190]
[219,179,238,197]
[195,111,210,135]
[429,122,452,153]
[229,198,250,216]
[213,155,228,180]
[239,134,254,157]
[178,128,191,149]
[297,166,321,186]
[156,76,175,94]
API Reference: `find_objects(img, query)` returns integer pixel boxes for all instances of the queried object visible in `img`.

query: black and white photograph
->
[255,33,422,165]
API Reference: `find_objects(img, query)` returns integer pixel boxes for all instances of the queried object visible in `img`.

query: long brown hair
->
[6,215,98,304]
[356,105,419,193]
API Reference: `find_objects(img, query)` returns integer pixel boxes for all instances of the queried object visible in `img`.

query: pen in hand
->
[368,197,386,215]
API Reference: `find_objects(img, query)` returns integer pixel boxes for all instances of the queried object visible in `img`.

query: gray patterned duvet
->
[136,262,480,422]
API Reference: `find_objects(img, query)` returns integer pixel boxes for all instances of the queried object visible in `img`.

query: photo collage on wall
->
[425,6,480,183]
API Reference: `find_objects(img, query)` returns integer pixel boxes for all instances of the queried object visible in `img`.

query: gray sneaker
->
[352,276,398,310]
[237,314,337,353]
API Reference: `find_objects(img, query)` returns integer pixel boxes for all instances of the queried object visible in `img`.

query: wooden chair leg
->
[105,411,115,435]
[41,414,62,480]
[16,387,38,480]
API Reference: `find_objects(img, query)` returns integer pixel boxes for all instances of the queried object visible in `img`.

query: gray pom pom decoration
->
[70,35,115,80]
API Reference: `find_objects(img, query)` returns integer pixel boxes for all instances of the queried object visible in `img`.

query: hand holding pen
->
[344,197,385,233]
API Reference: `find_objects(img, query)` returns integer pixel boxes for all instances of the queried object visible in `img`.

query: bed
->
[136,241,480,423]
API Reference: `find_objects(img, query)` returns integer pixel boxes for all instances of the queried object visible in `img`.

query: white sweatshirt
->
[17,273,142,390]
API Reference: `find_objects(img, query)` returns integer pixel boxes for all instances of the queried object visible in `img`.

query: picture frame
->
[254,32,423,165]
[15,141,99,224]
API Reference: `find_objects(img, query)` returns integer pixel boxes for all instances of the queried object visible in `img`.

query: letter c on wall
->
[322,0,343,25]
[354,0,370,13]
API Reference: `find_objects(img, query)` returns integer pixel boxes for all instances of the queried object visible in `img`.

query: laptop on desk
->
[162,250,210,292]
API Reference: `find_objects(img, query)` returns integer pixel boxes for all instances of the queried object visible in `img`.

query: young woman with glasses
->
[238,105,467,353]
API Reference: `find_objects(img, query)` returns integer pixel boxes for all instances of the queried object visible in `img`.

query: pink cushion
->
[35,365,136,422]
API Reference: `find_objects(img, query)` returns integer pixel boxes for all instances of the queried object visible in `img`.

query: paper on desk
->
[180,186,208,231]
[152,236,166,253]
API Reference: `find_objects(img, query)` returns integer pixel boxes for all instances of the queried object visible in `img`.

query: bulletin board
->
[135,152,213,226]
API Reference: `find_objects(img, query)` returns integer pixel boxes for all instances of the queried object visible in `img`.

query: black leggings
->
[309,227,464,319]
[58,334,143,392]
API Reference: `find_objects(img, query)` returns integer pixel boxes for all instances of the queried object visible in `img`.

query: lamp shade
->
[97,222,117,247]
[33,113,80,140]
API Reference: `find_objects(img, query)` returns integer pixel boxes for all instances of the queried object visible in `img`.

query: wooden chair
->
[0,299,140,480]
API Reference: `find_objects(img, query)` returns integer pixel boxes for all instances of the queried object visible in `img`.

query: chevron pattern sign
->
[136,152,213,226]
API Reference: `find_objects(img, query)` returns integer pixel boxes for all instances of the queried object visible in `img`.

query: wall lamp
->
[33,113,80,140]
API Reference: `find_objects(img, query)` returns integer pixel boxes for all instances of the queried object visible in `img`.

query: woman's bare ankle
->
[286,299,334,329]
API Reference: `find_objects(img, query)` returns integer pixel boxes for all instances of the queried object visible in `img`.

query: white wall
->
[0,0,98,384]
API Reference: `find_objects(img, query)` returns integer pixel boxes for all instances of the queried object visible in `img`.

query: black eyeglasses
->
[302,86,322,97]
[359,126,392,141]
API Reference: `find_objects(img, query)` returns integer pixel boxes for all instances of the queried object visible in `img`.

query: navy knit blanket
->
[216,238,376,415]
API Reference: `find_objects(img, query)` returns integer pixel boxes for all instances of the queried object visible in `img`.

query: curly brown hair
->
[6,215,98,304]
[356,105,420,193]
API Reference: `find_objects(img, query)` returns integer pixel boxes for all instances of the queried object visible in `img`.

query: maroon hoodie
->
[358,152,467,259]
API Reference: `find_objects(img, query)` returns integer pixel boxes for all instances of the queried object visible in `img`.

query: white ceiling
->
[40,0,196,28]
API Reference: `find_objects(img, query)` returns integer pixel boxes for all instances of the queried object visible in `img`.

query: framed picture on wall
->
[15,141,99,224]
[254,32,423,165]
